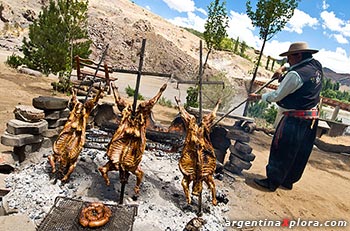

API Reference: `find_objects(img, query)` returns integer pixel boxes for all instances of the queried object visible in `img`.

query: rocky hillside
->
[323,67,350,87]
[0,0,276,82]
[2,0,347,86]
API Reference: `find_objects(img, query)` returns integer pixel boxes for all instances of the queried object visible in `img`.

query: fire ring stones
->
[1,96,70,163]
[6,119,48,135]
[32,96,68,110]
[223,120,256,175]
[13,105,45,122]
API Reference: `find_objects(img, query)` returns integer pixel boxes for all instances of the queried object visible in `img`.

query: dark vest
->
[277,59,323,110]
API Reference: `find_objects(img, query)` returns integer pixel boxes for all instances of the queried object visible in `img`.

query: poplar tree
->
[203,0,228,70]
[243,0,299,115]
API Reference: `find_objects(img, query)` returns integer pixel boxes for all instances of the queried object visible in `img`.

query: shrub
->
[158,97,172,108]
[125,85,144,100]
[5,54,23,68]
[248,101,277,125]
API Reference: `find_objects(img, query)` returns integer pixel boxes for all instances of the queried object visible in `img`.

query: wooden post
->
[331,105,340,121]
[265,56,270,70]
[271,59,275,71]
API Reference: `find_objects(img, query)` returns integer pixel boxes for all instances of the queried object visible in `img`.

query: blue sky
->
[132,0,350,74]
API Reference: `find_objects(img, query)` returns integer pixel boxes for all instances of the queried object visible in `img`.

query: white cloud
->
[145,5,151,11]
[167,12,206,32]
[322,0,330,10]
[195,7,207,16]
[333,34,349,44]
[315,47,350,73]
[320,11,350,45]
[162,0,195,13]
[263,40,292,59]
[320,11,344,31]
[263,40,350,74]
[227,11,260,49]
[284,9,318,34]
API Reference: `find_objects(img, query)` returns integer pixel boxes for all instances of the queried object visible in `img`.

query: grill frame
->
[37,196,138,231]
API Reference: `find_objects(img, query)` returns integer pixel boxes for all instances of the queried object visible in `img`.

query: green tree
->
[243,0,299,116]
[203,0,228,70]
[239,40,248,57]
[22,0,92,76]
[185,86,199,108]
[219,37,234,51]
[233,37,239,54]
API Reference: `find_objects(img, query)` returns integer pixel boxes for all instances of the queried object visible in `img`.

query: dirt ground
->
[0,59,350,230]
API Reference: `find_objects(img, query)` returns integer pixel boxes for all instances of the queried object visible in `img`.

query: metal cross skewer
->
[177,40,224,216]
[119,39,147,205]
[132,39,147,116]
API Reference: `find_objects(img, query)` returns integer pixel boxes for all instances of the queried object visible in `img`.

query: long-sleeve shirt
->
[262,58,317,127]
[261,57,315,109]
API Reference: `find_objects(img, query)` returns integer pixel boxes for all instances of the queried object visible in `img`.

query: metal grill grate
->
[37,196,137,231]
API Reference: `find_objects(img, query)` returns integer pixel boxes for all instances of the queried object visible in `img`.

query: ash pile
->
[1,139,231,230]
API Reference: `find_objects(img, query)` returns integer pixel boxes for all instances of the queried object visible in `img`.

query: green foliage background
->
[21,0,92,76]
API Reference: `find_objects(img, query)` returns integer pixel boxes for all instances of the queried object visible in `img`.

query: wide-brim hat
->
[279,42,318,56]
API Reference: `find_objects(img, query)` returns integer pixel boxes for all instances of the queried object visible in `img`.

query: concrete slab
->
[1,132,43,147]
[32,96,68,110]
[6,119,48,135]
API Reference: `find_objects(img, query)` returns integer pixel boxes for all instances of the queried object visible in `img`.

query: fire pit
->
[37,196,137,231]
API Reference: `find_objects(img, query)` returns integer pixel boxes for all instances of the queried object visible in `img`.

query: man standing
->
[248,42,323,191]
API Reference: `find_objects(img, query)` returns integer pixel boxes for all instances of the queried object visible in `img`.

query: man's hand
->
[272,66,287,82]
[248,93,262,101]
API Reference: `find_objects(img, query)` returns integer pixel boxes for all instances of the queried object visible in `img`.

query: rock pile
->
[0,96,69,162]
[224,121,256,175]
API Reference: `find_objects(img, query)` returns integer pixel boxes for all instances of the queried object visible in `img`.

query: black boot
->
[254,178,278,192]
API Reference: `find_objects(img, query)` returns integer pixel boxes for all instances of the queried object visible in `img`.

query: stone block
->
[44,110,60,120]
[32,96,68,110]
[42,126,63,138]
[44,108,70,120]
[18,66,43,77]
[24,143,42,153]
[13,105,45,122]
[6,119,48,135]
[60,108,70,118]
[233,140,252,155]
[93,103,118,127]
[47,118,68,128]
[41,137,54,149]
[226,129,250,143]
[230,147,256,162]
[1,132,43,147]
[229,154,252,170]
[224,162,243,175]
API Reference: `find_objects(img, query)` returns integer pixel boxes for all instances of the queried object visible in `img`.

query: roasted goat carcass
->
[48,89,103,182]
[99,83,167,194]
[175,96,220,205]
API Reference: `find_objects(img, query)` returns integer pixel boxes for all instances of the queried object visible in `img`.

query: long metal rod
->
[84,44,109,102]
[119,182,126,204]
[198,40,203,124]
[213,77,278,126]
[197,192,202,217]
[132,39,147,115]
[112,68,172,78]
